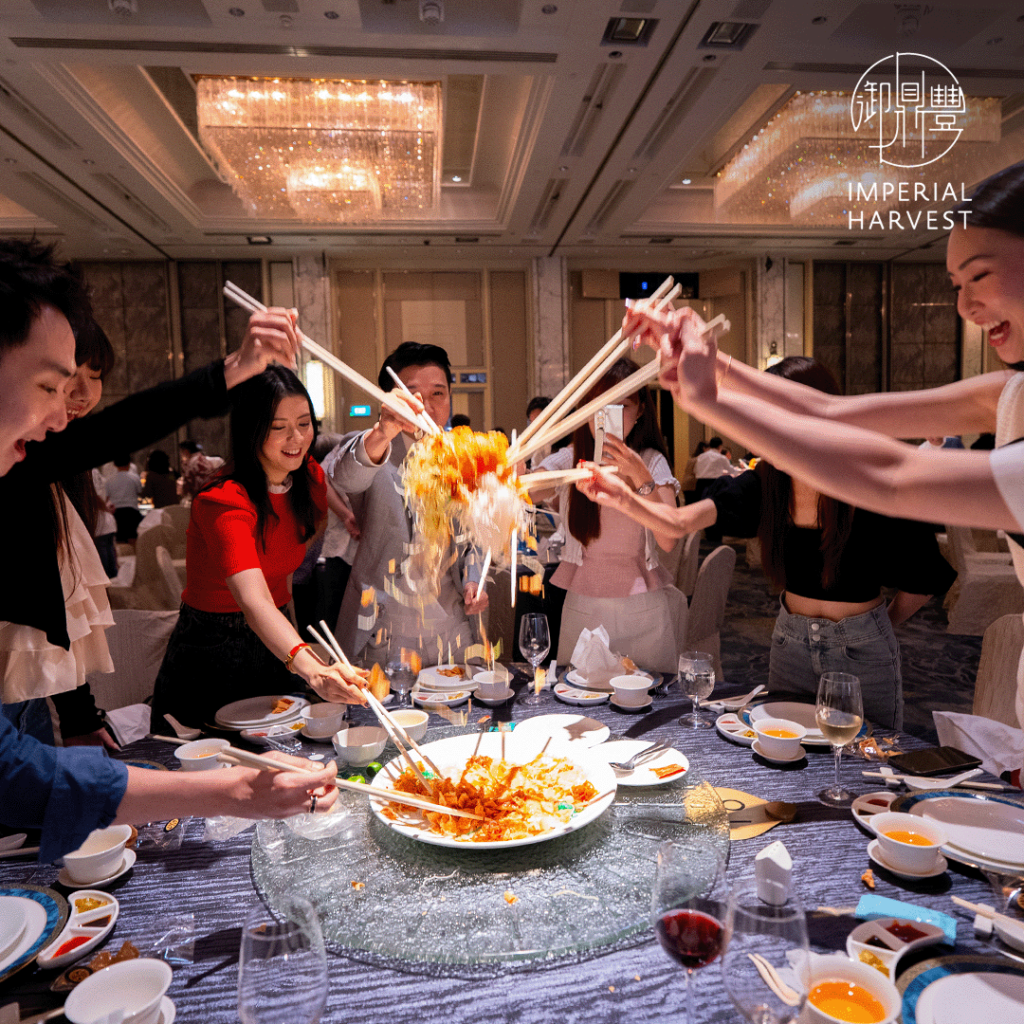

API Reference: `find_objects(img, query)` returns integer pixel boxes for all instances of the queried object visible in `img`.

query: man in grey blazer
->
[329,342,488,665]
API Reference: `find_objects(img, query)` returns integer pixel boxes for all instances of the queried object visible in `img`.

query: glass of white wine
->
[815,671,863,807]
[678,651,715,729]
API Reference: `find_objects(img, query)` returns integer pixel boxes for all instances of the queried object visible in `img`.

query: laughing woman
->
[151,366,366,731]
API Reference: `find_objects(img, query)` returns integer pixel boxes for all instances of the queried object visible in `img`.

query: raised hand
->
[224,307,302,388]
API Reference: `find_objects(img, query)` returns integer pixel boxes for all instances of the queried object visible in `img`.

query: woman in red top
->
[151,366,366,730]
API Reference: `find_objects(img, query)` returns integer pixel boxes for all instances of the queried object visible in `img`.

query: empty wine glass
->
[518,612,551,707]
[385,658,416,708]
[238,895,327,1024]
[651,841,727,1024]
[816,671,863,807]
[678,650,715,729]
[722,880,809,1024]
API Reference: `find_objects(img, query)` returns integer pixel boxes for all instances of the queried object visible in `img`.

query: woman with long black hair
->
[151,365,366,731]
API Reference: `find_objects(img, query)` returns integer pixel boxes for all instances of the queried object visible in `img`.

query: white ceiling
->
[1,0,1023,267]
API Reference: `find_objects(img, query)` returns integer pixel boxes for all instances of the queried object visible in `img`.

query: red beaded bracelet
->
[284,642,311,672]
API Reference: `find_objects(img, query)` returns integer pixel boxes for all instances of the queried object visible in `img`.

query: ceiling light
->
[419,0,443,24]
[700,21,758,49]
[197,76,442,223]
[247,235,272,245]
[451,175,461,182]
[607,18,646,42]
[229,7,245,16]
[324,10,339,19]
[108,0,137,16]
[542,4,557,13]
[681,177,692,184]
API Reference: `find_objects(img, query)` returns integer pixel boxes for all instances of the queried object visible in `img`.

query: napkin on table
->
[933,710,1023,778]
[569,625,622,684]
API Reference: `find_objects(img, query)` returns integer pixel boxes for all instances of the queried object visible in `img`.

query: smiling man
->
[329,341,488,665]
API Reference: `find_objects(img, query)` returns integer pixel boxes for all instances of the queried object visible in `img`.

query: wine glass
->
[678,651,715,729]
[238,895,327,1024]
[722,880,809,1024]
[651,840,727,1024]
[518,612,551,707]
[816,671,864,807]
[385,658,416,708]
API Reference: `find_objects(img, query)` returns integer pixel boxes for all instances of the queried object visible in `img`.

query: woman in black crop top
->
[578,357,955,729]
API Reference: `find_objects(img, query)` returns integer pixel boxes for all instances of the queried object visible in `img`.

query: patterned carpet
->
[715,539,982,744]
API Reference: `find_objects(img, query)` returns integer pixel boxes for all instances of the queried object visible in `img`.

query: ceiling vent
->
[587,179,634,234]
[89,173,172,233]
[561,63,625,158]
[454,236,479,243]
[17,172,103,228]
[527,176,567,236]
[632,67,717,162]
[649,237,674,244]
[699,21,759,50]
[601,17,658,47]
[0,75,80,151]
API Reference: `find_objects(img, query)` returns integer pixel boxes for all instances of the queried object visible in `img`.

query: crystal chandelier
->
[197,77,442,223]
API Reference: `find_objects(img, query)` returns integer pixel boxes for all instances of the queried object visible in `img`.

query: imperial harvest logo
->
[850,52,965,169]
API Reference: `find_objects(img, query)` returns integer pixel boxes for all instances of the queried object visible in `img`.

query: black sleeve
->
[17,359,229,482]
[50,684,106,740]
[705,469,762,539]
[879,514,958,597]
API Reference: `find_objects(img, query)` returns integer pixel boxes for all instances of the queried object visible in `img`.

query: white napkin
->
[569,626,621,684]
[933,710,1023,777]
[755,839,792,907]
[104,703,154,746]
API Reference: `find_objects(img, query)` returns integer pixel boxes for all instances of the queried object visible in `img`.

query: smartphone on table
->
[888,746,982,777]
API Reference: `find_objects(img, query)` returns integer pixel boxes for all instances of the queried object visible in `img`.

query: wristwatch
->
[636,480,656,496]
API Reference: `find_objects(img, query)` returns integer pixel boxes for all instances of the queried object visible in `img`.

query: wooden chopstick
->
[149,734,189,744]
[518,466,617,490]
[222,282,425,435]
[0,846,40,860]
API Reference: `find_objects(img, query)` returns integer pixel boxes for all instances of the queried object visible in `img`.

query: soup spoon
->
[901,768,984,791]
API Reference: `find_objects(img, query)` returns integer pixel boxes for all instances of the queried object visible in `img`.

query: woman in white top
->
[538,357,684,673]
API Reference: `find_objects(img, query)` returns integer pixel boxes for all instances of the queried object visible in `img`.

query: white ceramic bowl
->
[609,675,650,706]
[174,737,230,771]
[752,717,807,760]
[801,955,900,1024]
[62,825,133,885]
[65,957,173,1024]
[871,811,947,874]
[474,669,510,699]
[301,703,348,739]
[332,725,388,767]
[390,709,429,742]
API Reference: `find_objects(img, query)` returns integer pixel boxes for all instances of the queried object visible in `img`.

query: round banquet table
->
[1,668,1021,1024]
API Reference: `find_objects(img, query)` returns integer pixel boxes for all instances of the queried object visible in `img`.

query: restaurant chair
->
[86,607,179,710]
[155,544,184,610]
[944,524,1023,635]
[676,531,701,599]
[972,612,1023,728]
[685,544,737,681]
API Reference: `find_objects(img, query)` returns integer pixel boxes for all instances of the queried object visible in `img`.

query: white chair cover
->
[86,607,179,710]
[686,544,737,681]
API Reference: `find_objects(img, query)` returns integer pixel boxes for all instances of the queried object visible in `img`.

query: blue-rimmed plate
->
[0,885,68,983]
[744,700,868,747]
[891,790,1024,873]
[897,954,1024,1024]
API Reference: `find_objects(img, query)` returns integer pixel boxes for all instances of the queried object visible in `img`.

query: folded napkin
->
[569,625,622,684]
[105,703,154,746]
[933,710,1023,778]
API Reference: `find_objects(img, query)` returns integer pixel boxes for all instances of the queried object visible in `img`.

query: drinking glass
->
[385,659,416,708]
[722,880,809,1024]
[651,841,727,1024]
[238,895,327,1024]
[816,671,863,807]
[518,612,551,708]
[678,650,715,728]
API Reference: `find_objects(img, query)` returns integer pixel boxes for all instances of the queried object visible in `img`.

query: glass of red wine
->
[651,841,727,1024]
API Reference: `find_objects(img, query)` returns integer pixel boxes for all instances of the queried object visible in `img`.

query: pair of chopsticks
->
[951,896,1024,936]
[306,620,444,789]
[384,365,442,436]
[860,770,1008,791]
[222,281,426,437]
[215,745,482,821]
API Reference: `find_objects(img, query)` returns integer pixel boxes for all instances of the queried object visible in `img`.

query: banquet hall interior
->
[3,0,1024,731]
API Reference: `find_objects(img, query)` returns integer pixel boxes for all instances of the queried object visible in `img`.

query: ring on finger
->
[309,793,318,814]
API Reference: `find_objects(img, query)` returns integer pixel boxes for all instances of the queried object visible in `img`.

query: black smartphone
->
[888,746,982,777]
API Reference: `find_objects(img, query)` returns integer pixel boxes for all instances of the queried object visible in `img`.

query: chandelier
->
[714,91,1002,227]
[197,76,442,223]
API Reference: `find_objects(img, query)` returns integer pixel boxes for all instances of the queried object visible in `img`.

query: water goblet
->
[678,650,715,729]
[816,671,863,807]
[518,612,551,707]
[238,895,327,1024]
[722,880,809,1024]
[651,841,728,1024]
[385,658,416,708]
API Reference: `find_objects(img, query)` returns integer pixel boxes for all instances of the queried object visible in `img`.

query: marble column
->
[292,254,331,347]
[530,256,570,398]
[756,255,786,367]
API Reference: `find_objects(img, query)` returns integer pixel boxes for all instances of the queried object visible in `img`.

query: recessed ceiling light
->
[986,36,1003,44]
[83,158,95,165]
[229,7,245,16]
[542,4,557,13]
[451,175,462,182]
[324,10,339,19]
[246,235,272,245]
[812,16,828,24]
[559,165,569,172]
[609,50,623,59]
[681,177,692,184]
[702,54,717,62]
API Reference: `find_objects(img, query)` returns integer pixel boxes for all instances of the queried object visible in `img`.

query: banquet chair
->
[943,524,1023,635]
[108,523,174,610]
[162,503,192,541]
[685,544,737,681]
[86,607,179,710]
[972,613,1023,728]
[155,544,184,610]
[675,531,701,599]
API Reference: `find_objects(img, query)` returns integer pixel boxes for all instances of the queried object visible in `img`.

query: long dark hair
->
[212,365,321,548]
[758,356,854,591]
[566,357,670,546]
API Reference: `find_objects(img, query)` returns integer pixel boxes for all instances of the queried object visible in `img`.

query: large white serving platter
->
[214,695,308,729]
[368,731,616,850]
[512,714,610,747]
[910,967,1024,1024]
[417,665,480,691]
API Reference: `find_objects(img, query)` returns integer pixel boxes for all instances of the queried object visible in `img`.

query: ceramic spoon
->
[901,768,984,791]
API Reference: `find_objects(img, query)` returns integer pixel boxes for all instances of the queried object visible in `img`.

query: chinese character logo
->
[850,52,965,169]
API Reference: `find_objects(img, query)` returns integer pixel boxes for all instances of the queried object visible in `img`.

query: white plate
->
[0,895,55,979]
[417,665,478,690]
[553,682,609,706]
[512,714,610,747]
[369,731,616,849]
[0,902,27,962]
[37,890,119,970]
[901,792,1024,866]
[851,790,898,832]
[751,739,806,764]
[214,695,308,728]
[565,668,653,694]
[474,686,514,706]
[239,720,305,744]
[915,970,1024,1024]
[593,740,689,786]
[610,694,653,713]
[411,687,471,707]
[867,839,947,880]
[57,849,136,890]
[715,713,757,747]
[747,701,830,745]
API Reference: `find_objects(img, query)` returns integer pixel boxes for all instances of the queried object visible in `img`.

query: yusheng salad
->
[381,750,599,842]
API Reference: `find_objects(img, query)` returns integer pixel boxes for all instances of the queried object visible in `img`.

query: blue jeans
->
[151,602,299,732]
[768,597,902,730]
